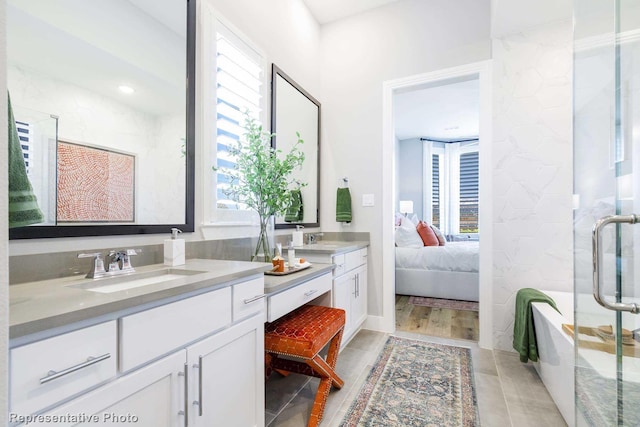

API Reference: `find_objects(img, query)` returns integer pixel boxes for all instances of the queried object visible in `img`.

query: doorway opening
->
[393,76,481,341]
[381,61,493,349]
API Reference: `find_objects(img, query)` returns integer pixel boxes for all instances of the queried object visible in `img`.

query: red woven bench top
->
[265,305,346,359]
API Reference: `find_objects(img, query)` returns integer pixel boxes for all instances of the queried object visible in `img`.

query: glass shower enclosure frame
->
[574,0,640,425]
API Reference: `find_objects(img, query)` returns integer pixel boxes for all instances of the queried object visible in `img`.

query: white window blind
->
[16,120,31,173]
[214,26,263,210]
[459,151,479,233]
[426,142,478,237]
[431,153,440,228]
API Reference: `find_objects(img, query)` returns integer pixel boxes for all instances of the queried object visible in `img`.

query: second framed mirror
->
[271,64,320,229]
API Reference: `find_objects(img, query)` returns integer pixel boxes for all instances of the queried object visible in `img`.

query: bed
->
[395,241,479,302]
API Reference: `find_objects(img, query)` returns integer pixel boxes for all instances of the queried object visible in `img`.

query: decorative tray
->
[264,262,312,276]
[562,324,640,358]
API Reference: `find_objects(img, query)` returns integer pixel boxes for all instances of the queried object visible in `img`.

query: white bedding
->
[395,241,479,273]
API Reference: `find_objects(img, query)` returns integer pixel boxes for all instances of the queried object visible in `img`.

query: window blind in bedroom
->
[459,151,479,233]
[432,153,440,228]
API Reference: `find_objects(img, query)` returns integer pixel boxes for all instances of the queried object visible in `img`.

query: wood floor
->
[395,295,479,341]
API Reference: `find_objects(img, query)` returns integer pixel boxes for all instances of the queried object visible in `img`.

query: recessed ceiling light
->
[118,85,135,94]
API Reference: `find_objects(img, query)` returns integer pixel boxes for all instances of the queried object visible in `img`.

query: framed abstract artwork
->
[56,141,135,222]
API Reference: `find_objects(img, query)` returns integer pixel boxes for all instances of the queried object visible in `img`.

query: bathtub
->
[531,290,575,427]
[532,290,640,426]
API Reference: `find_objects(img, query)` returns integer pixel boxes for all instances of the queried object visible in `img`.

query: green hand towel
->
[284,189,303,222]
[336,187,352,223]
[8,92,44,228]
[513,288,559,363]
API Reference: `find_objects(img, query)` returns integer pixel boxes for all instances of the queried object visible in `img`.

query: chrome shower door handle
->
[592,214,640,313]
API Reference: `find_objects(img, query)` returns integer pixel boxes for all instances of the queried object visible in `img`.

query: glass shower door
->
[574,0,640,425]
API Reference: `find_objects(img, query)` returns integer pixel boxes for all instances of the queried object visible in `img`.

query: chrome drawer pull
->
[243,294,266,304]
[304,289,318,297]
[40,353,111,384]
[179,363,188,425]
[195,359,203,417]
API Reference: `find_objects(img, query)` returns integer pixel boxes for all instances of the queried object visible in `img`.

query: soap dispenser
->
[164,228,185,266]
[292,225,304,247]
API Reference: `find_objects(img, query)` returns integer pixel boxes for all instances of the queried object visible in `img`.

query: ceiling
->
[393,78,479,141]
[303,0,572,36]
[301,0,401,25]
[491,0,571,37]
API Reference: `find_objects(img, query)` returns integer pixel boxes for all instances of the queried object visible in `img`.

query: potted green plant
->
[216,114,305,262]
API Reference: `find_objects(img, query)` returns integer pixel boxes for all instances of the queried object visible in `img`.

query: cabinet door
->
[352,265,368,330]
[187,315,264,427]
[333,273,354,340]
[33,350,186,427]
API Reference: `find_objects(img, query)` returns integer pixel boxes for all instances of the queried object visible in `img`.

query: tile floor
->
[265,329,568,427]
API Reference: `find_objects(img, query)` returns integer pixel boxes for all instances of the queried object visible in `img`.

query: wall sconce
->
[399,200,414,217]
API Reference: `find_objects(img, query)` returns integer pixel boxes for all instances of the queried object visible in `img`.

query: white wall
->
[491,20,573,350]
[397,138,423,217]
[319,0,491,317]
[1,0,9,423]
[9,0,322,255]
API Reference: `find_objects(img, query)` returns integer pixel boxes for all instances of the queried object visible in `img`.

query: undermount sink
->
[68,268,207,294]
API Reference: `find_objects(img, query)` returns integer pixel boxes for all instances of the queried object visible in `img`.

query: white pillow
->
[409,213,419,225]
[395,218,423,248]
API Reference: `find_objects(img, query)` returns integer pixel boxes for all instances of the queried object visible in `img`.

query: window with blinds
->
[214,28,263,210]
[459,151,479,233]
[16,120,31,173]
[431,153,440,228]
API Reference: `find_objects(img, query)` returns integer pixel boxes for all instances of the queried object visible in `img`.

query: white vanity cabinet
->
[186,315,264,427]
[299,247,368,346]
[12,275,266,427]
[32,350,186,427]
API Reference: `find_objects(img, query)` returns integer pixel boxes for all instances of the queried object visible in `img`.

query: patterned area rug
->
[340,336,479,427]
[409,296,479,312]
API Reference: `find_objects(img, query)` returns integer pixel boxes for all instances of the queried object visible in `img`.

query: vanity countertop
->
[292,240,369,255]
[9,259,272,342]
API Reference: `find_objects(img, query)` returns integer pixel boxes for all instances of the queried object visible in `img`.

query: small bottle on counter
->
[287,241,295,269]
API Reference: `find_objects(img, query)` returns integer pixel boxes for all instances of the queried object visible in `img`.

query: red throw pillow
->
[416,221,440,246]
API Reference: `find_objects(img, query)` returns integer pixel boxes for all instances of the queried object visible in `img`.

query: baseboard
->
[363,315,393,333]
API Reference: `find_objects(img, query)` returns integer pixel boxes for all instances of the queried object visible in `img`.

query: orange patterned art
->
[57,141,135,222]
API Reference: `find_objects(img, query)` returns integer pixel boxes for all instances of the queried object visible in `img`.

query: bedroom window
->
[427,141,478,238]
[431,153,441,228]
[459,151,479,233]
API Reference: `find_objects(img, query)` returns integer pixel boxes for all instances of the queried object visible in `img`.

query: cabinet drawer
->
[10,321,117,415]
[345,248,367,271]
[332,254,346,277]
[233,277,265,321]
[120,287,231,372]
[267,273,332,322]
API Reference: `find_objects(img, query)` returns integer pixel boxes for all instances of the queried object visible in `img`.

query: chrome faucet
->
[77,252,107,278]
[78,249,139,279]
[306,232,324,245]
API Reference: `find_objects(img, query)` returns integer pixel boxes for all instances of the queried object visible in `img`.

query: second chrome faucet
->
[78,249,139,279]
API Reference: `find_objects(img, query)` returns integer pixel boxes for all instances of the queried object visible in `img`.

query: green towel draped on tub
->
[513,288,559,363]
[8,92,44,228]
[336,187,352,223]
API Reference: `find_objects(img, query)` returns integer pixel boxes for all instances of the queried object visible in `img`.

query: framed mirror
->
[8,0,195,239]
[271,64,320,229]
